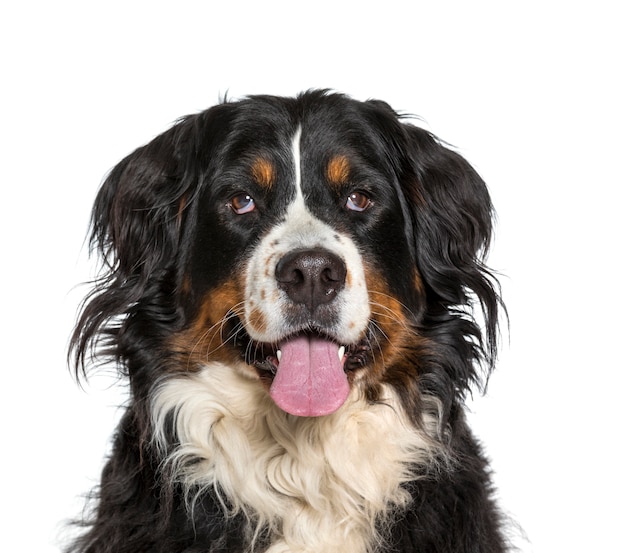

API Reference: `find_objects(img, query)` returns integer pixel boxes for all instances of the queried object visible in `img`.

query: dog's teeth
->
[338,346,346,361]
[276,350,282,362]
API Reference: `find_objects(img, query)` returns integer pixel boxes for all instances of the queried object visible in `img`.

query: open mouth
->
[248,333,370,377]
[230,321,373,417]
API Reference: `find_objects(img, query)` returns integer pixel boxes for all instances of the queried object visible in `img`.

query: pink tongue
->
[269,335,349,417]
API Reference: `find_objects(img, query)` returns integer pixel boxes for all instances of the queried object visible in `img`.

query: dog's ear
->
[70,111,218,377]
[92,116,215,284]
[399,125,502,373]
[93,132,182,281]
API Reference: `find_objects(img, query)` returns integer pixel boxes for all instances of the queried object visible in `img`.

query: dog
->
[69,90,507,552]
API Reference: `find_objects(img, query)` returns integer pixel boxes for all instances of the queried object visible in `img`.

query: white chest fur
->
[152,363,438,552]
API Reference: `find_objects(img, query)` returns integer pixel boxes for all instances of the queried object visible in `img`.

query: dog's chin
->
[230,319,374,417]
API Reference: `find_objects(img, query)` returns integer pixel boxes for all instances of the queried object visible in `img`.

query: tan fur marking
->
[180,274,192,296]
[363,268,429,383]
[413,267,425,296]
[326,154,351,187]
[247,306,268,335]
[251,157,276,189]
[346,268,353,288]
[169,279,247,370]
[176,196,188,233]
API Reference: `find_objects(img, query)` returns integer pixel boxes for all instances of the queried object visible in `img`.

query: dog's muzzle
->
[268,248,349,417]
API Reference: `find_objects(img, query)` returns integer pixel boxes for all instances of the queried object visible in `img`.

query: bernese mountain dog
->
[69,90,507,552]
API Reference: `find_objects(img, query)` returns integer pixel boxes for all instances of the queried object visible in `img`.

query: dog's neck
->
[151,362,442,552]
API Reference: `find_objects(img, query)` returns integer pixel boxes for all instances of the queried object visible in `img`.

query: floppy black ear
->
[400,125,502,375]
[93,132,183,280]
[70,115,206,378]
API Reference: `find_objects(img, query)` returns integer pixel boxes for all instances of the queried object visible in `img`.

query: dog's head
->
[72,90,500,420]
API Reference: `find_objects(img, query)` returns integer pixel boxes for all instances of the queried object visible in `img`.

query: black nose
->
[275,248,347,311]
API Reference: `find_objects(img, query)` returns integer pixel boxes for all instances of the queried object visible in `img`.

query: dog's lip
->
[232,322,370,377]
[247,329,346,376]
[277,344,346,364]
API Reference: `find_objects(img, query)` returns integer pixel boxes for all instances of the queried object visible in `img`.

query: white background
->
[2,1,624,551]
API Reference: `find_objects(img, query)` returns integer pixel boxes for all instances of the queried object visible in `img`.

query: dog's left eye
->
[230,193,256,215]
[346,191,372,212]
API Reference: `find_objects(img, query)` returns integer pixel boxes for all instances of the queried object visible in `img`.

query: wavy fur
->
[67,90,507,553]
[152,363,443,552]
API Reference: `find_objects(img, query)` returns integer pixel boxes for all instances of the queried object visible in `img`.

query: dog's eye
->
[230,193,256,215]
[346,192,372,212]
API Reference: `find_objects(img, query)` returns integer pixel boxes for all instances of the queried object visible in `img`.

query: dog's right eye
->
[229,193,256,215]
[346,191,372,212]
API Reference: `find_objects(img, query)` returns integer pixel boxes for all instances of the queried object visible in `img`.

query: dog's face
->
[75,91,498,420]
[181,99,425,417]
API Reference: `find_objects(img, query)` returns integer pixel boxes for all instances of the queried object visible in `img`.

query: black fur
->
[68,90,507,552]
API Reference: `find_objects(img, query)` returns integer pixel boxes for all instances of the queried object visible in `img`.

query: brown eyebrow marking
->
[251,157,276,188]
[326,154,351,188]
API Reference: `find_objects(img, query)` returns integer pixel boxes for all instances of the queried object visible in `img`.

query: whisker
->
[366,320,388,366]
[182,303,248,366]
[368,289,414,315]
[368,300,411,332]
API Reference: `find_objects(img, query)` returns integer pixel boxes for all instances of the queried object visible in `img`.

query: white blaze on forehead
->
[244,126,370,344]
[292,126,303,200]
